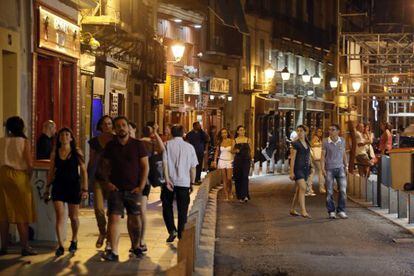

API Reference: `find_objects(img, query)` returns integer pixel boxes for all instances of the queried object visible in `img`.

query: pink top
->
[379,130,392,153]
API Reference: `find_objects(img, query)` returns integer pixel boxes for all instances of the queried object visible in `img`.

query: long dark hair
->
[5,116,27,138]
[97,115,114,132]
[234,125,246,139]
[216,128,230,146]
[296,125,311,147]
[55,127,84,163]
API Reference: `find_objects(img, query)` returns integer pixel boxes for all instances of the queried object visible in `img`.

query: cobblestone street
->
[215,175,414,276]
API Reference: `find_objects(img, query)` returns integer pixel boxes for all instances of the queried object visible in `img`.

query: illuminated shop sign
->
[209,78,229,94]
[38,6,80,59]
[184,80,201,95]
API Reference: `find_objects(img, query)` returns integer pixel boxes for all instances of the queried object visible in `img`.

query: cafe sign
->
[209,78,229,94]
[38,6,80,59]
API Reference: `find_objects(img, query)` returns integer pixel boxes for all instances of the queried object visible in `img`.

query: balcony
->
[273,16,335,51]
[206,18,243,57]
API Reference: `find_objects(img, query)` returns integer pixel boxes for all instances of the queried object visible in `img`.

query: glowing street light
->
[329,77,338,89]
[264,64,276,81]
[392,76,399,84]
[312,72,321,85]
[227,96,232,101]
[209,95,215,100]
[281,66,290,81]
[302,69,311,83]
[171,44,185,62]
[352,80,361,92]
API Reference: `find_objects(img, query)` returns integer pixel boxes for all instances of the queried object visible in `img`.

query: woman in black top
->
[289,125,312,218]
[88,115,114,249]
[44,128,88,256]
[233,125,253,203]
[137,123,165,253]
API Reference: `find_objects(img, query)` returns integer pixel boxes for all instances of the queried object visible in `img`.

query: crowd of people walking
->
[0,112,397,262]
[0,115,208,261]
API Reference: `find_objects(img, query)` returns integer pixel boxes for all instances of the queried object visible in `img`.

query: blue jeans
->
[325,167,347,213]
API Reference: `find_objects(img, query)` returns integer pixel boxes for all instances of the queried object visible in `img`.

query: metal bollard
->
[367,178,373,202]
[354,174,361,198]
[361,176,367,201]
[372,180,378,206]
[389,187,398,214]
[348,173,354,195]
[380,184,389,209]
[408,193,414,224]
[397,191,408,219]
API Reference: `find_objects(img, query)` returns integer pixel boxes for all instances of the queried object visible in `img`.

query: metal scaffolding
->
[337,0,414,125]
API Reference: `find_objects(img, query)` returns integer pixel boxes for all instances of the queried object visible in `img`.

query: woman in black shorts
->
[137,123,165,253]
[289,125,312,218]
[44,128,88,256]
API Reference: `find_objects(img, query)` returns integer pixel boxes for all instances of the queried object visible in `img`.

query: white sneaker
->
[337,212,348,219]
[329,212,336,219]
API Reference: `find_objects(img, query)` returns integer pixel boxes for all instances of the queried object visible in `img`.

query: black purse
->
[148,143,165,187]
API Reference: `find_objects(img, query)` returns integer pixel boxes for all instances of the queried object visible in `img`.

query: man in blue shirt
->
[185,122,210,183]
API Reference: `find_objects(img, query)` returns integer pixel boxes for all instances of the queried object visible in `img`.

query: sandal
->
[301,213,312,219]
[289,210,300,216]
[96,234,105,248]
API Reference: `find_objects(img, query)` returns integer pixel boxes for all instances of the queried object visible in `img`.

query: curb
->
[348,196,414,235]
[194,186,221,276]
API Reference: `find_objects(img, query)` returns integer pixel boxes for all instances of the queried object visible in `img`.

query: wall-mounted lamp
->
[392,76,399,84]
[312,72,321,85]
[264,64,276,81]
[281,66,290,81]
[302,69,310,83]
[329,77,338,89]
[352,80,361,92]
[171,44,185,62]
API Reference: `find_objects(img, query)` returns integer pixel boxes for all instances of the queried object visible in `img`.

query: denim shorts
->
[108,190,142,216]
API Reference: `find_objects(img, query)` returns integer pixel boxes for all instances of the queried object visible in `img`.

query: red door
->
[36,56,59,141]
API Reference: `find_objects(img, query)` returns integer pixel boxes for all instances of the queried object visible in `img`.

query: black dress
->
[51,152,81,204]
[292,140,311,181]
[233,141,251,200]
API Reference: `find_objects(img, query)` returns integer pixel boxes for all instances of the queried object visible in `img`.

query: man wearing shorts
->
[99,116,149,261]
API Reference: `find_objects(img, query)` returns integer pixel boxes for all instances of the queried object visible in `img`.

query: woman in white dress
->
[212,128,235,201]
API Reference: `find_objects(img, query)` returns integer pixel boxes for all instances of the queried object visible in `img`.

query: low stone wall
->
[184,170,221,275]
[188,170,221,252]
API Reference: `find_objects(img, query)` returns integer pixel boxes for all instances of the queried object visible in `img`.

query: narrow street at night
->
[215,175,414,276]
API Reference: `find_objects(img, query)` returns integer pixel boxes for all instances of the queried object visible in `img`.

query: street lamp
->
[227,96,233,101]
[329,77,338,89]
[312,72,321,85]
[280,67,290,96]
[209,94,215,100]
[281,66,290,81]
[392,76,399,84]
[302,69,311,83]
[264,64,276,82]
[171,44,185,62]
[352,80,361,92]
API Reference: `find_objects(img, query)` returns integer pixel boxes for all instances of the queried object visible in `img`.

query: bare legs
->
[290,179,309,217]
[0,221,31,251]
[53,202,80,248]
[140,196,148,247]
[54,201,66,248]
[220,168,233,200]
[109,215,121,255]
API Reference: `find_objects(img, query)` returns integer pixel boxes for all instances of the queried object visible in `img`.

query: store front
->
[33,4,81,160]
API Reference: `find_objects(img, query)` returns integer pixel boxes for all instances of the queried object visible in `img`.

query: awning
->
[209,0,249,35]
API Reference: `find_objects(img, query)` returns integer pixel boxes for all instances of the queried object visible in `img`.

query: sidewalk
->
[0,185,200,275]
